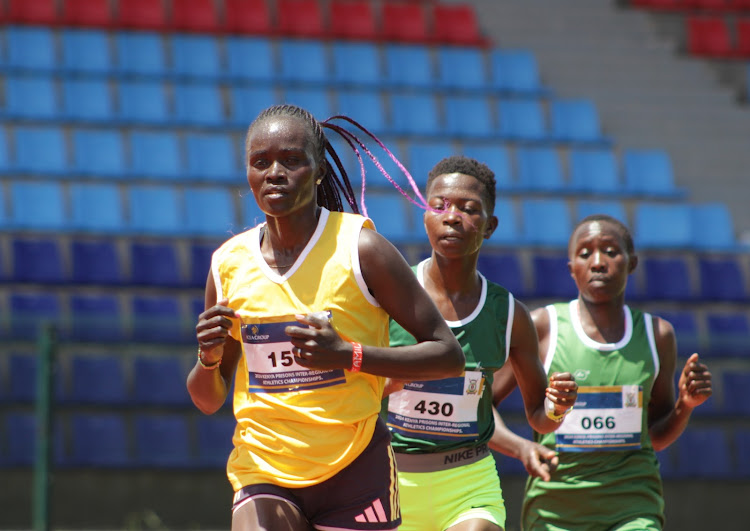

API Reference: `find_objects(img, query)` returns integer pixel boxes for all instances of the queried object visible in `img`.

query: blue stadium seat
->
[516,147,566,193]
[549,99,608,144]
[196,415,236,467]
[70,182,125,233]
[117,80,170,125]
[62,79,115,123]
[5,27,57,71]
[189,242,218,288]
[4,75,59,120]
[489,49,548,96]
[9,292,62,340]
[169,34,221,79]
[3,413,63,467]
[691,202,737,251]
[134,414,191,467]
[72,129,126,178]
[384,44,434,89]
[278,40,329,85]
[623,150,686,198]
[698,256,747,302]
[655,446,678,480]
[652,310,701,359]
[568,148,622,195]
[130,242,182,287]
[532,255,578,298]
[335,89,388,136]
[497,99,548,142]
[68,355,127,404]
[132,356,191,406]
[443,96,495,140]
[130,130,182,180]
[633,203,693,249]
[490,197,521,246]
[241,192,266,230]
[706,311,750,358]
[225,37,276,83]
[71,239,123,285]
[575,200,629,227]
[722,371,750,416]
[173,83,225,126]
[228,86,279,127]
[0,128,9,176]
[674,427,732,478]
[499,388,525,414]
[69,413,130,467]
[477,253,526,297]
[9,181,66,230]
[70,295,124,342]
[185,133,241,182]
[461,145,514,191]
[520,198,572,248]
[365,193,416,244]
[114,31,166,77]
[128,185,183,235]
[12,126,69,176]
[642,256,694,301]
[12,238,64,284]
[60,29,113,74]
[735,429,750,478]
[131,295,185,343]
[436,47,487,91]
[331,42,383,88]
[282,87,332,121]
[390,94,441,137]
[406,141,457,188]
[184,186,237,237]
[8,354,39,403]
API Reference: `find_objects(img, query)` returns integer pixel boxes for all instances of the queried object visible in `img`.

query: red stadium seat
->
[381,2,430,43]
[276,0,326,38]
[116,0,169,31]
[6,0,59,25]
[432,3,488,46]
[171,0,220,32]
[729,0,750,11]
[223,0,273,35]
[62,0,114,27]
[735,18,750,56]
[686,16,733,56]
[329,0,378,41]
[685,0,731,10]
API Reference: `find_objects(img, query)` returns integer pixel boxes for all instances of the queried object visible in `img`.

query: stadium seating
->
[118,80,170,124]
[6,0,58,25]
[70,182,126,233]
[623,149,686,198]
[196,415,236,467]
[477,253,526,297]
[381,2,430,44]
[674,427,732,478]
[117,0,169,32]
[549,99,609,145]
[443,95,495,140]
[68,355,127,403]
[278,40,329,85]
[277,0,326,39]
[134,414,191,467]
[9,292,62,340]
[706,311,750,357]
[642,256,695,301]
[531,255,578,298]
[9,181,66,230]
[722,371,750,416]
[436,47,488,91]
[60,29,113,74]
[335,89,389,136]
[633,203,693,249]
[184,186,238,237]
[172,83,225,126]
[171,0,221,33]
[62,0,115,27]
[686,16,733,57]
[223,0,273,35]
[489,49,549,96]
[132,356,191,406]
[130,242,183,287]
[568,148,622,196]
[128,185,183,235]
[71,239,124,285]
[131,295,186,343]
[69,413,130,467]
[497,99,549,142]
[169,35,222,79]
[432,3,488,47]
[390,94,441,137]
[462,145,514,190]
[520,198,573,248]
[11,238,64,284]
[575,200,629,226]
[329,0,378,41]
[114,32,167,77]
[62,79,115,123]
[698,256,748,301]
[4,76,59,120]
[225,37,276,82]
[70,295,124,342]
[384,45,435,89]
[331,42,383,88]
[516,147,566,193]
[4,27,57,71]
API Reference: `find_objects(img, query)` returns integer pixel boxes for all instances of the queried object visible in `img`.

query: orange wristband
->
[351,342,363,373]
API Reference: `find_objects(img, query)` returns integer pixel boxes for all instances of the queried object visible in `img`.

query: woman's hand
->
[285,312,352,370]
[196,298,238,364]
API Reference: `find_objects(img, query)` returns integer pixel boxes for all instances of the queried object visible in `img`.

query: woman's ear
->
[628,254,639,274]
[484,215,498,240]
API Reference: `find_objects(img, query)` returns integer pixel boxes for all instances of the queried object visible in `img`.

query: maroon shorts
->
[232,418,400,530]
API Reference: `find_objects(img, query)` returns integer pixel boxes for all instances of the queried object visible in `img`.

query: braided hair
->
[246,104,359,213]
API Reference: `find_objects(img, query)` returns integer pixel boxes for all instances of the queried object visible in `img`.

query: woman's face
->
[423,172,496,259]
[568,220,635,303]
[246,115,324,218]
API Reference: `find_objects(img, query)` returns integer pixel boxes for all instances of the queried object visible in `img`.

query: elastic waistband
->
[395,444,491,473]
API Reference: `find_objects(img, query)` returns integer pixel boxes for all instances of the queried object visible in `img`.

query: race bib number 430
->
[241,318,345,393]
[386,371,484,442]
[556,385,643,452]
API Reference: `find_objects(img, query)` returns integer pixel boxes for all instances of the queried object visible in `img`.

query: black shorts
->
[232,418,401,530]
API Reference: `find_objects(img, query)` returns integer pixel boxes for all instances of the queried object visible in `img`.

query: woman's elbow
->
[441,343,466,377]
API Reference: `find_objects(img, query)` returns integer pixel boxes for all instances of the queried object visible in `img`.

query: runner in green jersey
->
[382,156,578,531]
[495,214,713,530]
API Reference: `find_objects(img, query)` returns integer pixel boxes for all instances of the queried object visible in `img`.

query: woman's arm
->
[186,271,242,415]
[647,316,713,451]
[489,407,558,481]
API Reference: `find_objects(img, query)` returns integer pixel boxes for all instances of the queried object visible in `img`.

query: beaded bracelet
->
[198,347,221,370]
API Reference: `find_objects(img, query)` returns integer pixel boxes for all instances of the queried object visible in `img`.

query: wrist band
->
[198,347,221,370]
[351,342,363,373]
[545,396,570,422]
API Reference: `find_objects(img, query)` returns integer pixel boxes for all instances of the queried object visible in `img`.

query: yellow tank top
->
[211,209,389,489]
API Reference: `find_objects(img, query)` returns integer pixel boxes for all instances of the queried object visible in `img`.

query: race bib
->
[241,315,346,393]
[556,385,643,452]
[386,371,484,442]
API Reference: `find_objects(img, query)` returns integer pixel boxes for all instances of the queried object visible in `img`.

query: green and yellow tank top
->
[211,208,389,490]
[522,300,665,530]
[383,259,512,454]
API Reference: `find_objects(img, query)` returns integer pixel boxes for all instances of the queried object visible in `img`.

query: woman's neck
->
[423,254,482,321]
[577,296,627,344]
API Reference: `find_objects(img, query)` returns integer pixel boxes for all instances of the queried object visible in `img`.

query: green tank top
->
[382,260,512,454]
[522,300,665,530]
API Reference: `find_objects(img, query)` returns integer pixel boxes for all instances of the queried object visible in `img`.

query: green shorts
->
[397,454,506,531]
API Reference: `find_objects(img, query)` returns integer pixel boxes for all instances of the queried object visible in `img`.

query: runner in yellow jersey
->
[186,104,465,531]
